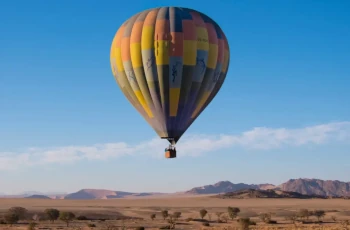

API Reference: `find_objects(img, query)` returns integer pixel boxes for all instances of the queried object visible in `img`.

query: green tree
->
[44,208,60,223]
[227,207,240,220]
[59,211,75,227]
[199,209,208,219]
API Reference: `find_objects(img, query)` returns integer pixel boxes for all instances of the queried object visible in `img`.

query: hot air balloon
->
[110,7,230,158]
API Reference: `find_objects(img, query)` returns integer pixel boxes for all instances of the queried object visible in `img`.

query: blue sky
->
[1,0,349,194]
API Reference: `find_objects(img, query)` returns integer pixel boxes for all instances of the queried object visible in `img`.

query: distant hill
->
[3,178,350,199]
[64,189,163,199]
[214,189,327,199]
[25,194,51,199]
[278,178,350,197]
[185,178,350,197]
[185,181,276,194]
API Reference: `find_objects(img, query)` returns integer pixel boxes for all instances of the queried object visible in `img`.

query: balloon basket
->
[165,149,176,159]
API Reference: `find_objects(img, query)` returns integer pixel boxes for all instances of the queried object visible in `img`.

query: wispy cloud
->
[1,121,349,170]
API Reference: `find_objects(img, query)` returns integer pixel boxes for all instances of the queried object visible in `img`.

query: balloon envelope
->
[110,7,230,144]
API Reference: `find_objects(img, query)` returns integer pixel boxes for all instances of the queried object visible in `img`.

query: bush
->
[135,227,145,230]
[0,220,6,224]
[159,226,171,229]
[268,220,277,224]
[185,217,193,222]
[87,223,96,228]
[202,222,210,226]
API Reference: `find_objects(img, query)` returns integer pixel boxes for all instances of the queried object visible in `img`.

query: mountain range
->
[1,178,350,199]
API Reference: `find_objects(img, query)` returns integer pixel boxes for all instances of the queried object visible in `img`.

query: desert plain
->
[1,195,350,230]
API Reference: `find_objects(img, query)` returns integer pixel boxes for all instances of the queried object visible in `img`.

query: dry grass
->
[0,196,350,229]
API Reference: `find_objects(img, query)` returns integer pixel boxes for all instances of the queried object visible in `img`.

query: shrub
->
[135,227,145,230]
[87,223,96,228]
[185,217,193,222]
[202,222,210,226]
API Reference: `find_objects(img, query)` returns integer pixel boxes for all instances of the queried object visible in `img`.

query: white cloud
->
[1,121,349,170]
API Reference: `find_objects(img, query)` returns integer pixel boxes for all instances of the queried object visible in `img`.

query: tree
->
[27,222,37,230]
[238,218,254,230]
[227,207,240,220]
[331,216,337,222]
[298,209,310,220]
[8,206,28,220]
[285,214,298,224]
[259,212,272,223]
[199,209,208,219]
[4,212,19,226]
[313,210,325,222]
[172,212,181,221]
[208,213,212,221]
[161,210,169,220]
[150,213,156,220]
[215,212,223,222]
[44,208,60,223]
[221,214,228,223]
[167,216,176,229]
[59,211,75,227]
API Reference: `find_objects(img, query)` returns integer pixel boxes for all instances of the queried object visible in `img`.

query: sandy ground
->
[1,196,350,229]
